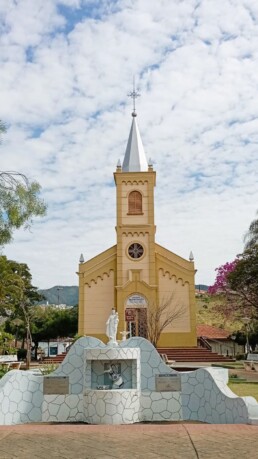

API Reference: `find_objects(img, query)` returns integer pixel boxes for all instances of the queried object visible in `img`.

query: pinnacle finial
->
[79,253,84,263]
[116,159,122,171]
[128,76,140,116]
[189,251,194,262]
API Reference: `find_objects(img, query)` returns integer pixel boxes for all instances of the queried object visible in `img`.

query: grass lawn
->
[228,383,258,401]
[212,363,245,369]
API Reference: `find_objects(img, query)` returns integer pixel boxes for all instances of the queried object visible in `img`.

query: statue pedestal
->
[84,389,140,424]
[84,347,141,424]
[107,339,118,347]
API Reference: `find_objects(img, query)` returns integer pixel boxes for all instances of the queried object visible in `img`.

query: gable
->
[79,245,117,283]
[155,243,195,283]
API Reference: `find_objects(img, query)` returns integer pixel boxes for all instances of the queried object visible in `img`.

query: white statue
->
[106,309,119,345]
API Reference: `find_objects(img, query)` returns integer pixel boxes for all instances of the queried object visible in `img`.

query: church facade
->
[78,111,196,347]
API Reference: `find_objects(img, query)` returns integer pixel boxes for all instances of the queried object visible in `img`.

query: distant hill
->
[39,284,208,306]
[195,284,209,291]
[39,286,78,306]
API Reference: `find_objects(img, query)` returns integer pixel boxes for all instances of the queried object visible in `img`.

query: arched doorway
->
[125,294,148,338]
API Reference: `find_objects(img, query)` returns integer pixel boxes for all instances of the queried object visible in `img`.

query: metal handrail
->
[198,336,212,351]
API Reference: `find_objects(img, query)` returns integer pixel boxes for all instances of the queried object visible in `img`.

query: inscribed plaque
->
[43,376,69,395]
[155,374,181,392]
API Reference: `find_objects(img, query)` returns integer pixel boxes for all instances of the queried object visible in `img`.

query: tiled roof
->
[197,324,231,339]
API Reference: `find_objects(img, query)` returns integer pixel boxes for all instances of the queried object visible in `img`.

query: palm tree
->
[244,212,258,250]
[0,120,6,138]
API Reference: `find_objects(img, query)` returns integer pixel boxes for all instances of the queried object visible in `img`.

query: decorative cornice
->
[79,245,117,276]
[121,179,149,185]
[85,269,115,288]
[122,231,148,237]
[158,267,189,286]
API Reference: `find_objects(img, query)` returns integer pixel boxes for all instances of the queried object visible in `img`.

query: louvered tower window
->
[128,191,143,215]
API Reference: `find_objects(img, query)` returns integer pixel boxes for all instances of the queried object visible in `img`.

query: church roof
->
[122,114,148,172]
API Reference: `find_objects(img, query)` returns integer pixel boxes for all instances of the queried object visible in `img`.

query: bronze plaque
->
[155,374,181,392]
[43,376,69,395]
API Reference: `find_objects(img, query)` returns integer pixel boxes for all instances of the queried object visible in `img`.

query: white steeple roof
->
[122,114,148,172]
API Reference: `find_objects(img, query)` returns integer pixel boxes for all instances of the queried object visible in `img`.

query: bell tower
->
[114,107,158,336]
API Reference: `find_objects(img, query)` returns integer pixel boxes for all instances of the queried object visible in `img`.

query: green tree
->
[0,256,42,315]
[0,119,47,245]
[0,255,44,367]
[0,330,15,355]
[44,307,78,338]
[6,305,78,360]
[0,256,24,316]
[30,306,78,359]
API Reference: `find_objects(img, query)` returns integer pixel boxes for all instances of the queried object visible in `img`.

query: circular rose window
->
[128,243,144,259]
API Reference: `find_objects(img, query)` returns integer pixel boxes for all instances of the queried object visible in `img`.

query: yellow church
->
[78,106,197,348]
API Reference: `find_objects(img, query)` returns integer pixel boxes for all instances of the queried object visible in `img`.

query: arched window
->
[128,191,143,215]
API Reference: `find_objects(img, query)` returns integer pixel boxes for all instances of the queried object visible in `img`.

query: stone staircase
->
[44,347,234,365]
[42,352,66,364]
[157,346,234,363]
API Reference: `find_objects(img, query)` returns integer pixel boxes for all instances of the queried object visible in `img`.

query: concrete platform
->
[0,423,258,458]
[171,363,258,382]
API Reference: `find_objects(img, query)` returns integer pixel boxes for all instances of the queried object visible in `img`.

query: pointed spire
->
[79,253,84,263]
[122,115,148,172]
[189,251,194,262]
[122,79,149,172]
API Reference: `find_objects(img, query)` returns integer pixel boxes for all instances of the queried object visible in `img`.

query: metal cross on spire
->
[128,77,140,117]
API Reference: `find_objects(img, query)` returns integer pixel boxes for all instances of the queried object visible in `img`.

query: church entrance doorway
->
[125,294,148,339]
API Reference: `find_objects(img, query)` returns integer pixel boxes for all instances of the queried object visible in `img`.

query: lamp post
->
[57,287,63,306]
[231,334,236,357]
[242,317,251,355]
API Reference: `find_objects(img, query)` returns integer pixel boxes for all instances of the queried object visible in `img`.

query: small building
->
[38,339,71,358]
[197,324,244,357]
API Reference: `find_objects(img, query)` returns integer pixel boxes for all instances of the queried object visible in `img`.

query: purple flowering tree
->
[209,249,258,320]
[208,260,238,295]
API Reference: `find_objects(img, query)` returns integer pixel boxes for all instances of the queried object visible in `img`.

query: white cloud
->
[0,0,258,289]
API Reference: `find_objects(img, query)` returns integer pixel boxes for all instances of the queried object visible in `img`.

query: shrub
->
[0,364,10,379]
[17,348,27,361]
[235,354,245,360]
[39,363,58,375]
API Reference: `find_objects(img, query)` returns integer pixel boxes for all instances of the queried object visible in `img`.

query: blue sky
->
[0,0,258,288]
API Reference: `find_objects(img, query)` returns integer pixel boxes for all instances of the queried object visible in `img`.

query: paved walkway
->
[228,367,258,382]
[0,423,257,459]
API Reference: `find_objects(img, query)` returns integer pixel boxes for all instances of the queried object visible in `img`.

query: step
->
[157,347,233,363]
[248,418,258,425]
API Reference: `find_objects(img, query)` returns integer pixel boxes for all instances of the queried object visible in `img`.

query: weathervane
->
[128,77,140,117]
